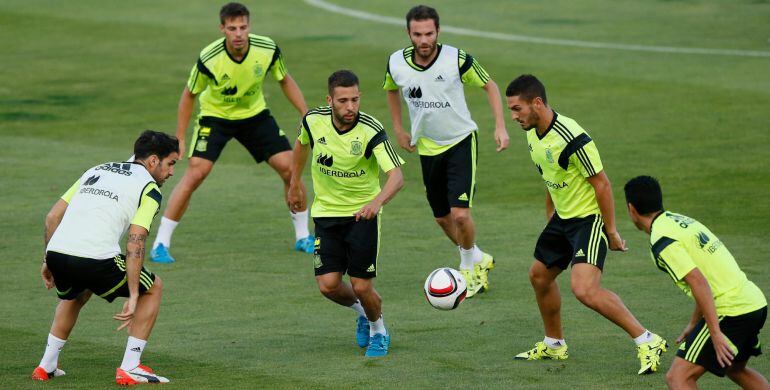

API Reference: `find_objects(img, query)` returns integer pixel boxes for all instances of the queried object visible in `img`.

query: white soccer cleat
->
[115,364,170,385]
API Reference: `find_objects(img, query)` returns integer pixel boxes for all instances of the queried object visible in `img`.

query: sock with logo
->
[633,330,654,346]
[369,315,387,337]
[349,300,367,317]
[120,336,147,371]
[39,333,66,372]
[544,336,566,349]
[153,217,178,249]
[290,210,310,241]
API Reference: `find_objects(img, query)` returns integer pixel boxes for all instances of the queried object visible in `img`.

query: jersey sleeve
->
[187,59,212,94]
[651,237,696,282]
[571,138,603,177]
[130,183,162,232]
[268,46,288,82]
[297,116,311,146]
[382,61,399,91]
[367,132,404,172]
[459,50,490,87]
[60,180,80,203]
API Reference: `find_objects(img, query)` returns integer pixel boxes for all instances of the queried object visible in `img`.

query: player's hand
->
[607,230,627,251]
[395,131,415,153]
[676,323,696,344]
[355,200,381,221]
[114,296,137,331]
[494,126,509,152]
[287,180,306,213]
[40,262,54,290]
[711,331,735,368]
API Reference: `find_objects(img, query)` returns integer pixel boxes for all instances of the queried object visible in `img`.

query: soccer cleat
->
[474,252,495,292]
[460,269,483,298]
[514,341,569,360]
[31,366,65,381]
[637,334,668,375]
[294,235,315,254]
[150,243,175,264]
[356,315,370,348]
[115,365,169,385]
[365,333,390,358]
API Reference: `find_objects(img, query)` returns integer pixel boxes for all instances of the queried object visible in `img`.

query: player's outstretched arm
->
[279,74,308,117]
[41,199,68,289]
[355,167,404,221]
[288,139,309,213]
[176,87,197,159]
[386,90,414,153]
[587,171,626,251]
[683,268,734,368]
[115,224,148,330]
[481,79,509,152]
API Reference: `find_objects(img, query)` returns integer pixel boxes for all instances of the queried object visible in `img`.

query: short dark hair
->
[624,175,664,215]
[134,130,179,161]
[220,2,249,24]
[505,74,548,105]
[406,5,439,30]
[327,70,359,95]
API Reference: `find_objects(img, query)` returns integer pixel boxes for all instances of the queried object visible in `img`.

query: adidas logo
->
[575,249,585,258]
[366,264,375,272]
[458,193,468,201]
[222,74,230,81]
[435,75,445,82]
[318,136,327,145]
[83,175,100,186]
[316,154,333,167]
[130,347,142,352]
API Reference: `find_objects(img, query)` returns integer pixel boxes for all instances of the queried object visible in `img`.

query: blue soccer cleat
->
[365,333,390,358]
[356,315,370,348]
[150,243,175,263]
[295,235,315,254]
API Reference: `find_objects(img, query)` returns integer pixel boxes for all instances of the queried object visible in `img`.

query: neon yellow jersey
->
[650,211,766,316]
[527,112,603,219]
[187,34,288,120]
[298,107,404,217]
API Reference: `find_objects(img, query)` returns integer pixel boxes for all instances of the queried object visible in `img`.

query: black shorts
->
[419,132,477,218]
[534,213,608,271]
[313,216,379,279]
[45,251,156,303]
[190,110,291,163]
[676,306,767,377]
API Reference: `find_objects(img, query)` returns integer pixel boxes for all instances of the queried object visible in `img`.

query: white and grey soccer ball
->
[424,267,467,310]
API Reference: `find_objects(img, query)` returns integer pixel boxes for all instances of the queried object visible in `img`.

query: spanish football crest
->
[545,148,554,163]
[350,140,363,155]
[253,64,264,77]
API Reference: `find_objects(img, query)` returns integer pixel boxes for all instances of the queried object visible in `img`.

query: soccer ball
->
[424,267,467,310]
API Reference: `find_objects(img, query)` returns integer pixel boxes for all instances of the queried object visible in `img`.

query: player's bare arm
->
[278,74,308,116]
[683,268,735,368]
[481,79,509,152]
[41,199,68,289]
[587,171,626,251]
[115,224,148,330]
[386,90,414,153]
[355,167,404,221]
[176,87,197,159]
[288,139,309,212]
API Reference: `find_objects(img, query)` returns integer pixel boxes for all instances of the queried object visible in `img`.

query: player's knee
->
[317,280,340,297]
[450,210,470,226]
[570,282,596,305]
[352,281,373,299]
[665,368,682,388]
[528,264,549,288]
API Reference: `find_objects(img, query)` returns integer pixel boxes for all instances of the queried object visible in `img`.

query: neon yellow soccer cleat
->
[514,341,569,361]
[637,334,668,375]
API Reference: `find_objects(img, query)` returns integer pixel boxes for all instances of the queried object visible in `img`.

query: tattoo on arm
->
[126,233,147,259]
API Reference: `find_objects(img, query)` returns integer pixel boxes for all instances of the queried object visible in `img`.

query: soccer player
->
[383,5,509,298]
[288,70,404,357]
[624,176,768,389]
[505,75,667,374]
[32,131,178,384]
[150,2,312,263]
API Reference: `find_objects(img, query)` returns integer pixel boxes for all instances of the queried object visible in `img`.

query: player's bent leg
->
[450,207,475,249]
[32,292,92,381]
[128,276,163,340]
[316,272,357,306]
[726,360,770,389]
[570,263,645,337]
[666,357,706,390]
[351,277,390,358]
[434,214,459,245]
[529,260,564,340]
